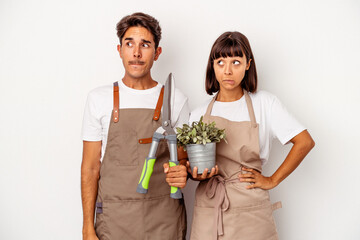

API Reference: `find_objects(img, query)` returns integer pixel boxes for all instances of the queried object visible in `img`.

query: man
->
[81,12,189,240]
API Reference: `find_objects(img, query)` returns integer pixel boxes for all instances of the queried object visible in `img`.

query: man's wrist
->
[82,224,96,235]
[178,158,188,166]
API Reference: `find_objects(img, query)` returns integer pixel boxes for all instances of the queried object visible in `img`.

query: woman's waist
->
[196,174,270,209]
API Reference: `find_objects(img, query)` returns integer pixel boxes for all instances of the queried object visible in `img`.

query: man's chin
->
[127,73,148,80]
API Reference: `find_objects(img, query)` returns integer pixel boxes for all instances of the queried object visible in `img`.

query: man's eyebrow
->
[123,38,152,44]
[142,39,152,44]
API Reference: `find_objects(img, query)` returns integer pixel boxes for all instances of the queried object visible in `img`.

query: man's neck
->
[122,74,157,90]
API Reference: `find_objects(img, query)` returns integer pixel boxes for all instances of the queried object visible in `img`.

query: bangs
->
[211,37,244,60]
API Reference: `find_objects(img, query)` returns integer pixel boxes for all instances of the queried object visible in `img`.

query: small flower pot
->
[186,142,216,174]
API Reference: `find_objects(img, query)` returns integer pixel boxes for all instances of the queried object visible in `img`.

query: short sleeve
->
[270,96,306,145]
[82,92,102,141]
[189,99,212,124]
[174,99,190,129]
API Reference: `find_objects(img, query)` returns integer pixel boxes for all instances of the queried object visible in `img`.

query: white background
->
[1,0,359,239]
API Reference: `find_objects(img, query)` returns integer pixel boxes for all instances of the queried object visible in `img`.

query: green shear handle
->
[136,132,182,199]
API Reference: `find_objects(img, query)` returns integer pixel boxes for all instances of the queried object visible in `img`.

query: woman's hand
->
[239,167,278,190]
[187,161,218,181]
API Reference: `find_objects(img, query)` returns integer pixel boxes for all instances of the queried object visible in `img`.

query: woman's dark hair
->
[205,31,257,95]
[116,12,162,49]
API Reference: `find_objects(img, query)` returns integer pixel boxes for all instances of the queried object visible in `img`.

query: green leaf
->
[176,115,227,147]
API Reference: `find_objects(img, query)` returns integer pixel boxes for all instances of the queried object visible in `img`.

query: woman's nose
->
[224,64,232,75]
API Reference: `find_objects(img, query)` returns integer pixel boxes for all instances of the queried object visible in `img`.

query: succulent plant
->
[176,116,226,148]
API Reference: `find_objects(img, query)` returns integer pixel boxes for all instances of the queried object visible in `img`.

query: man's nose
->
[133,45,141,58]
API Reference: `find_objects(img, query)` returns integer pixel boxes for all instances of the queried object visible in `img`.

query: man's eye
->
[233,60,240,65]
[217,60,224,66]
[142,43,149,47]
[126,42,133,47]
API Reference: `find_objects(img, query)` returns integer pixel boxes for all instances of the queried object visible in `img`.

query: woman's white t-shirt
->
[189,91,305,166]
[82,80,189,161]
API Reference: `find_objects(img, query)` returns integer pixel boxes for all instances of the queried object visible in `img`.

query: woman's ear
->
[246,59,252,70]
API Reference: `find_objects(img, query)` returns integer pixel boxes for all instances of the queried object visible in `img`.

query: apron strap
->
[113,83,164,123]
[204,94,217,118]
[271,201,282,211]
[244,91,257,127]
[113,82,119,123]
[139,86,164,144]
[205,175,238,240]
[153,86,164,121]
[138,138,152,144]
[204,91,257,127]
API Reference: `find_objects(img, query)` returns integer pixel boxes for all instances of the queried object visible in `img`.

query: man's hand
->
[163,162,188,189]
[82,230,99,240]
[188,162,218,181]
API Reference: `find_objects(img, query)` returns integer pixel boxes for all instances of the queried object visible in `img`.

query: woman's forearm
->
[270,130,315,186]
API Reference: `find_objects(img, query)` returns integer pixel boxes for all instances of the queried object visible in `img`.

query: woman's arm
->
[239,130,315,190]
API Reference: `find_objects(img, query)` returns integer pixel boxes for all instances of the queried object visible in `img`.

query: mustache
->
[128,60,145,65]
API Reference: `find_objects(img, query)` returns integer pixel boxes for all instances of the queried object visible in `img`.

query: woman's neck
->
[216,88,244,102]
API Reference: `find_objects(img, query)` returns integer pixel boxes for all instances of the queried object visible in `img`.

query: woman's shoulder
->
[189,98,213,123]
[249,90,279,106]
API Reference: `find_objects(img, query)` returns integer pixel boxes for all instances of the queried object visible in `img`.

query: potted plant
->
[176,116,226,173]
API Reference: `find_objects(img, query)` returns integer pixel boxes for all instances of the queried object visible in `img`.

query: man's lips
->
[129,61,145,65]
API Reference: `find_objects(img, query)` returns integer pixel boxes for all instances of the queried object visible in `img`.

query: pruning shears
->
[136,73,182,199]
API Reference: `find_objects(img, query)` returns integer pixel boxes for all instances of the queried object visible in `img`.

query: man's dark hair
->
[205,31,257,95]
[116,12,162,49]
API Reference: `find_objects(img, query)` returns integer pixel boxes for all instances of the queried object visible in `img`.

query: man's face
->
[118,26,162,80]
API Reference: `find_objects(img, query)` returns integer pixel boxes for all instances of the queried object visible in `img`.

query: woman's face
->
[213,55,250,92]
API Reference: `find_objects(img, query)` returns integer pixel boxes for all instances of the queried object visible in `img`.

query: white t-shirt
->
[82,80,189,161]
[189,91,306,166]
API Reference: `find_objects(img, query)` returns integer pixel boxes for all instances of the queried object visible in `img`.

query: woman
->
[188,32,315,240]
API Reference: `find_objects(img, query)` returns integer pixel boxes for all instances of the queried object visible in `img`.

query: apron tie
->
[205,175,239,240]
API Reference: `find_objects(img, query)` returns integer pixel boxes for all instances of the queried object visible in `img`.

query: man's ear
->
[154,47,162,61]
[117,44,122,58]
[246,58,252,70]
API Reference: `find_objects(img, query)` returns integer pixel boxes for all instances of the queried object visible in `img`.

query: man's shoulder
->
[174,87,188,102]
[87,83,114,100]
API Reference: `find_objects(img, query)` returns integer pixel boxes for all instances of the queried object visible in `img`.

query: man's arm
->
[81,141,102,240]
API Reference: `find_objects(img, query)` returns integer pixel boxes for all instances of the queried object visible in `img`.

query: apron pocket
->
[223,201,280,239]
[106,129,139,166]
[101,200,144,239]
[190,206,214,240]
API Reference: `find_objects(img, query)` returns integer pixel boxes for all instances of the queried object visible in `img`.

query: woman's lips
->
[223,80,235,84]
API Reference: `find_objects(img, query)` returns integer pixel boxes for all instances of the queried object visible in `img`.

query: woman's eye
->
[233,60,240,65]
[217,60,224,66]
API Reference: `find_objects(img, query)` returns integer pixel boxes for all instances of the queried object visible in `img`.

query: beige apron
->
[190,91,281,240]
[95,82,186,240]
